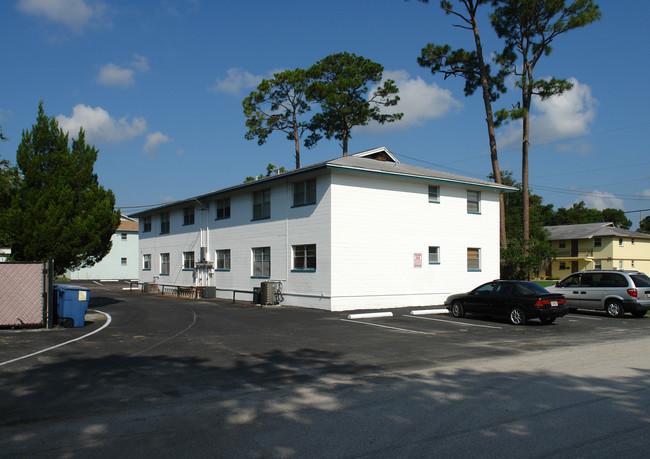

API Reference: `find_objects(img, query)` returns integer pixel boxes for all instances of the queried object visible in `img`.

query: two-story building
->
[544,222,650,278]
[131,147,515,311]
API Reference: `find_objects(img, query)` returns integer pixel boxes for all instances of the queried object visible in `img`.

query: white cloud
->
[209,68,264,94]
[16,0,106,31]
[642,189,650,198]
[96,54,149,87]
[97,63,135,87]
[56,104,147,144]
[143,132,171,157]
[497,78,598,151]
[578,191,624,211]
[363,70,462,132]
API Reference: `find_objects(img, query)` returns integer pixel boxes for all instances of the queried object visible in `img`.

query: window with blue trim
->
[293,244,316,271]
[183,207,195,226]
[183,251,195,270]
[216,249,230,270]
[467,248,480,271]
[293,178,316,207]
[160,253,170,275]
[467,190,480,213]
[428,246,440,264]
[253,189,271,220]
[216,198,230,220]
[252,247,270,277]
[428,185,440,203]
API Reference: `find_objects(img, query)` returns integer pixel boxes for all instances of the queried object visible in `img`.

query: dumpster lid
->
[54,284,90,291]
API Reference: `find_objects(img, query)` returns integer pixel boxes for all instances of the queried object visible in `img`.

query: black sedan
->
[445,280,568,325]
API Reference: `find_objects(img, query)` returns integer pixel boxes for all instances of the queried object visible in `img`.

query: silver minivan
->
[547,270,650,317]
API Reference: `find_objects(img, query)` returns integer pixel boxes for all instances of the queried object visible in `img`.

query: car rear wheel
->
[509,307,526,325]
[450,301,465,318]
[632,310,647,318]
[605,300,625,318]
[540,316,556,325]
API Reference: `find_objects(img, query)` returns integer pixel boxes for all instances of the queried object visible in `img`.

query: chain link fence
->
[0,261,54,328]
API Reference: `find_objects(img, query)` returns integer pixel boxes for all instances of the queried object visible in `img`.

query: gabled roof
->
[129,146,516,218]
[544,222,650,240]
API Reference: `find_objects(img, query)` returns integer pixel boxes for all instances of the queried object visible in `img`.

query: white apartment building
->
[132,147,514,311]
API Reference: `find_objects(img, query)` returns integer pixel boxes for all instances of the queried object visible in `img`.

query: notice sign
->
[414,253,422,268]
[78,291,87,301]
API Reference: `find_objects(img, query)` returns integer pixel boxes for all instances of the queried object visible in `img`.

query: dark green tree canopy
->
[242,68,311,169]
[639,216,650,234]
[7,101,120,275]
[306,52,403,156]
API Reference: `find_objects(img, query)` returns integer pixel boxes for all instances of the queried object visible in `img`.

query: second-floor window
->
[160,213,170,234]
[428,185,440,203]
[184,207,195,226]
[143,216,151,233]
[594,238,602,247]
[293,178,316,207]
[467,190,480,213]
[253,189,271,220]
[216,198,230,220]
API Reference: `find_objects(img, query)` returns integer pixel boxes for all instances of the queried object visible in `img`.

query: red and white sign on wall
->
[414,253,422,268]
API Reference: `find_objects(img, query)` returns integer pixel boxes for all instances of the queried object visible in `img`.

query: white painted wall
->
[66,230,139,280]
[138,167,502,311]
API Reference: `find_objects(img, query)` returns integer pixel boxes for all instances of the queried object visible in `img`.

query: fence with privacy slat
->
[0,261,54,328]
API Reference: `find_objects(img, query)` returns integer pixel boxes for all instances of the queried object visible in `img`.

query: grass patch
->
[534,280,557,288]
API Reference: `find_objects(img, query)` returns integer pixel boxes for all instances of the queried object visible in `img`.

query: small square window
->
[293,244,316,271]
[121,233,127,241]
[121,257,127,266]
[183,251,195,270]
[428,186,440,203]
[594,260,602,270]
[594,238,601,247]
[559,241,566,249]
[619,238,624,247]
[428,246,440,264]
[293,179,317,207]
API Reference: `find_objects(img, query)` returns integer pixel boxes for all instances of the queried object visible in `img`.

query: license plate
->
[551,301,558,306]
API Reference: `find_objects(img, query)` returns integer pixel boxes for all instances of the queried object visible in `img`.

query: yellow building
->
[544,222,650,279]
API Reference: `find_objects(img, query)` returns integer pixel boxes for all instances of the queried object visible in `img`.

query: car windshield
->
[631,274,650,287]
[516,282,550,295]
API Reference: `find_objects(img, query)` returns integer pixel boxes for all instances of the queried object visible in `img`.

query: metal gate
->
[0,261,54,328]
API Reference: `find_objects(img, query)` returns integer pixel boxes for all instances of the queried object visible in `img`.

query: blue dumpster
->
[54,285,90,328]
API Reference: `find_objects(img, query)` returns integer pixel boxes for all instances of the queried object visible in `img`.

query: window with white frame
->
[632,238,636,245]
[293,244,316,271]
[143,216,151,233]
[184,207,195,226]
[619,260,624,269]
[619,238,624,247]
[183,251,195,270]
[559,261,567,270]
[121,233,127,241]
[594,238,602,247]
[594,260,602,270]
[160,213,170,234]
[428,246,440,264]
[467,248,481,271]
[160,253,170,275]
[216,198,230,220]
[252,247,270,277]
[467,190,480,213]
[428,185,440,203]
[121,257,127,266]
[143,254,151,270]
[253,189,271,220]
[216,249,231,271]
[293,178,316,207]
[632,260,636,268]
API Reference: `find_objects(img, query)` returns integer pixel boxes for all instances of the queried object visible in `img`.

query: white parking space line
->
[568,314,603,321]
[340,318,436,335]
[404,314,503,329]
[0,310,112,367]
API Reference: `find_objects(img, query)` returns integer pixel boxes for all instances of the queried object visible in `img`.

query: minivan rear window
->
[630,274,650,287]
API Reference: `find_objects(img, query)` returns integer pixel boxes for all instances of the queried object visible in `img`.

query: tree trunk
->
[293,126,301,169]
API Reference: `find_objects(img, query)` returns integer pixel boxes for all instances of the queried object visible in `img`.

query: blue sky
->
[1,0,649,229]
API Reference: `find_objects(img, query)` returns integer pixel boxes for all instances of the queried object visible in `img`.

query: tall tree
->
[242,69,311,169]
[0,154,20,247]
[306,52,403,156]
[549,202,632,228]
[417,0,510,248]
[490,0,601,244]
[638,216,650,234]
[7,102,120,275]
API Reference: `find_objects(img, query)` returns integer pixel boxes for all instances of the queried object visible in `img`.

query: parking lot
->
[4,281,650,458]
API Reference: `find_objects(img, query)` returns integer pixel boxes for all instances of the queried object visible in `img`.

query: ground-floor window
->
[293,244,316,271]
[143,254,151,270]
[467,248,481,271]
[160,253,170,275]
[183,251,195,270]
[121,257,127,266]
[216,249,231,271]
[252,247,270,277]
